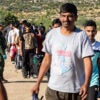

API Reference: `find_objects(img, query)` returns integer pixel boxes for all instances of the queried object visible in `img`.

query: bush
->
[4,13,18,25]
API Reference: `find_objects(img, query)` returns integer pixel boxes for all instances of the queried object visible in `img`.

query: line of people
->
[0,2,100,100]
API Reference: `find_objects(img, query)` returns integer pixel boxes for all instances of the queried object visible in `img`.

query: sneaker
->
[23,75,27,78]
[33,74,37,78]
[11,61,15,64]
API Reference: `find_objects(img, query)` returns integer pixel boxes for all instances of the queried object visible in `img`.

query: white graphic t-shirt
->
[42,27,94,93]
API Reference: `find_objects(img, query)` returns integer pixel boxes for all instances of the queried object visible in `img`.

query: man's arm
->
[83,57,92,88]
[7,32,10,45]
[0,80,8,100]
[80,56,92,100]
[97,58,100,86]
[31,53,51,94]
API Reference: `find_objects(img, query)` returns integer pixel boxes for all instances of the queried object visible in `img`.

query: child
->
[0,24,8,82]
[84,20,100,100]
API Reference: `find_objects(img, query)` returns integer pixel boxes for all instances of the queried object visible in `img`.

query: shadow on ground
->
[4,80,48,84]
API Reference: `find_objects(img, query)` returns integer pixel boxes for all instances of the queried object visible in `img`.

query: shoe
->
[12,61,15,64]
[23,75,27,78]
[22,67,28,78]
[33,74,37,78]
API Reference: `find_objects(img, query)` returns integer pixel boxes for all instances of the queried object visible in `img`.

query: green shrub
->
[4,13,18,25]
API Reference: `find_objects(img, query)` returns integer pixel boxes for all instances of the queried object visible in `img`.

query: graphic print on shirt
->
[23,33,34,49]
[53,42,73,75]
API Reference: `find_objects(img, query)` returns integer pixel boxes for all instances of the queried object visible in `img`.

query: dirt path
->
[3,54,47,100]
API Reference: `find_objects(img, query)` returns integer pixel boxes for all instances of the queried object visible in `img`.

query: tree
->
[4,13,18,25]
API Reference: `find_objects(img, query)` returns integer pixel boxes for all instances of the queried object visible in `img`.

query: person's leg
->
[45,87,82,100]
[22,50,29,78]
[27,50,31,76]
[45,87,59,100]
[28,49,35,77]
[68,93,81,100]
[87,85,98,100]
[0,54,7,82]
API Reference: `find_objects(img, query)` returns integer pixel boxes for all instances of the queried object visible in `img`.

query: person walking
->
[20,22,37,78]
[7,22,19,63]
[31,3,94,100]
[84,20,100,100]
[0,24,7,82]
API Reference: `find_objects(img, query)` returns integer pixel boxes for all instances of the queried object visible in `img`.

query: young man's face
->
[25,26,30,33]
[59,12,77,28]
[10,24,14,30]
[85,26,97,42]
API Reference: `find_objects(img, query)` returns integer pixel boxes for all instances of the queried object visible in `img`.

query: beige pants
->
[45,87,81,100]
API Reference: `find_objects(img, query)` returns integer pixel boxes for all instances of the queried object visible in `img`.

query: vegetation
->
[0,0,100,30]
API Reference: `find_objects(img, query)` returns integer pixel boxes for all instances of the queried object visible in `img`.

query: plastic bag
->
[32,93,39,100]
[10,45,17,58]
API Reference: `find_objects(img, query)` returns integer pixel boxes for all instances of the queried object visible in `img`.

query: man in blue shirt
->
[84,20,100,100]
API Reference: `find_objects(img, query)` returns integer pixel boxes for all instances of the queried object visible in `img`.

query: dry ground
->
[4,54,47,100]
[3,31,100,100]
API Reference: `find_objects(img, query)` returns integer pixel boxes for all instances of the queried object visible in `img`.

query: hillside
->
[0,0,100,29]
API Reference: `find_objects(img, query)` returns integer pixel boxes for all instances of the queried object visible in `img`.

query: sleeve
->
[82,32,94,58]
[16,29,19,36]
[42,32,52,55]
[7,31,11,44]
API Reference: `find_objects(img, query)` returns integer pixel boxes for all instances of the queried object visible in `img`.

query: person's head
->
[59,3,78,28]
[0,24,3,31]
[38,26,45,33]
[24,22,31,33]
[9,22,16,29]
[22,20,27,26]
[52,18,62,28]
[84,20,97,43]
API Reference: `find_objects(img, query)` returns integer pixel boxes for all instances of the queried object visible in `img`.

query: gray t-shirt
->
[42,27,94,93]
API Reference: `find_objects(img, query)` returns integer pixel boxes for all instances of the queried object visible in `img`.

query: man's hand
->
[79,84,88,100]
[31,83,40,95]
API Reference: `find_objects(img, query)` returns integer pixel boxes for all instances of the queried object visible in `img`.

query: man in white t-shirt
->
[7,22,19,62]
[31,3,94,100]
[7,22,19,45]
